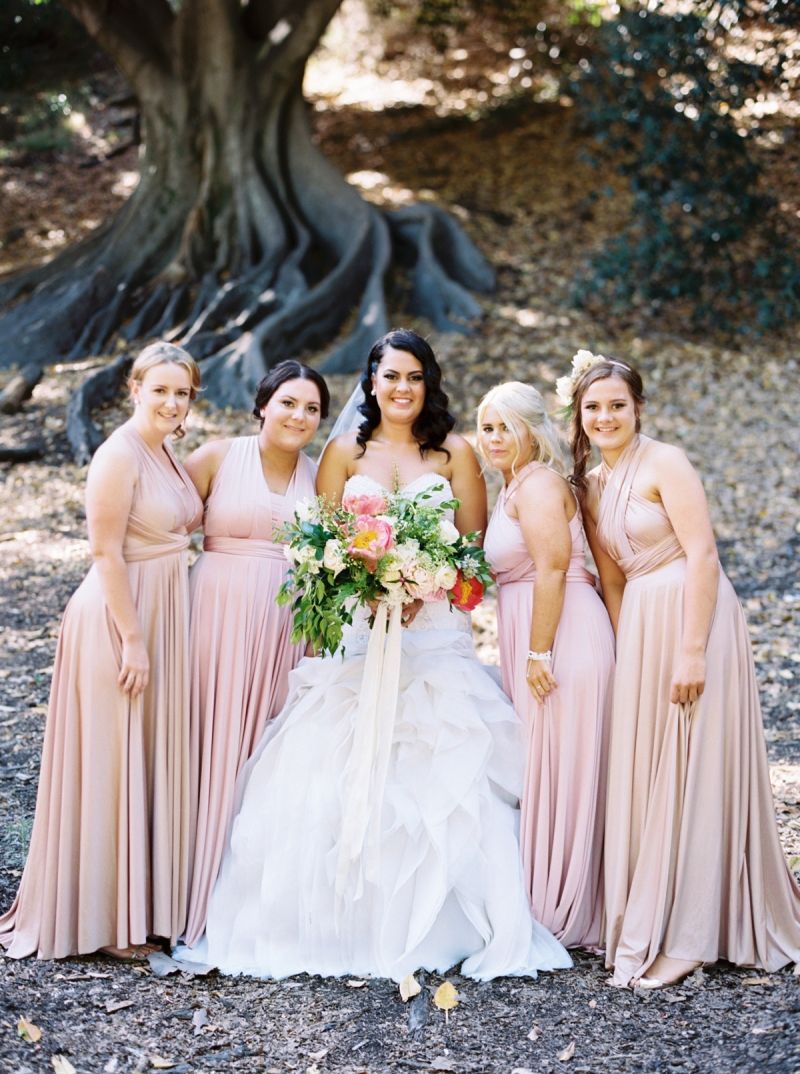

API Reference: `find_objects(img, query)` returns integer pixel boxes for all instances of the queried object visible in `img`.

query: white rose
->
[297,545,321,574]
[437,519,460,545]
[294,498,318,523]
[323,539,346,576]
[434,564,457,591]
[555,374,574,408]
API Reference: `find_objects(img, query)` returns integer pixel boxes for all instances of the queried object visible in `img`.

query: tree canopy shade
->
[0,0,495,411]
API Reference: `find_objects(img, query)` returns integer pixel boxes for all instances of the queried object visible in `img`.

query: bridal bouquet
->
[276,483,492,656]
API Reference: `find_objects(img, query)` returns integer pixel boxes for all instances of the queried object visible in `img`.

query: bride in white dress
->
[177,329,571,982]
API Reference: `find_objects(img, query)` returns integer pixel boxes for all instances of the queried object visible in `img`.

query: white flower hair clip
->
[555,349,608,410]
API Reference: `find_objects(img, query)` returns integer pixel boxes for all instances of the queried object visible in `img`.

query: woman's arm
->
[316,434,355,505]
[515,472,571,700]
[184,439,231,502]
[447,436,487,540]
[84,442,149,698]
[583,509,627,634]
[651,443,719,705]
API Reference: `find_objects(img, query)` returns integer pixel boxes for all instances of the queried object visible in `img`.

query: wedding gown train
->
[175,473,571,981]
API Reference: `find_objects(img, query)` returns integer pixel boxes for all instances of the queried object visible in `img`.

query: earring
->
[370,389,376,396]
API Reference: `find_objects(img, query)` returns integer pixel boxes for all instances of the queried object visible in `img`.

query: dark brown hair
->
[569,358,646,497]
[356,328,455,458]
[252,360,330,426]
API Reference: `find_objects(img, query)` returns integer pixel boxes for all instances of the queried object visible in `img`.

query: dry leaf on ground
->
[17,1017,42,1043]
[399,973,422,1001]
[557,1041,576,1062]
[52,1057,76,1074]
[105,999,134,1014]
[346,978,367,988]
[150,1057,176,1070]
[527,1024,541,1042]
[433,981,459,1011]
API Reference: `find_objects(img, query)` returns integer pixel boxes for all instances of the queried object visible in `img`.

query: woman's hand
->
[118,637,150,697]
[400,598,423,627]
[670,652,706,705]
[526,658,557,702]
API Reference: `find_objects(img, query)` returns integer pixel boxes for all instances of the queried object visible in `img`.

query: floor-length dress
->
[0,426,202,959]
[484,463,615,948]
[175,473,572,982]
[598,434,800,985]
[183,438,316,947]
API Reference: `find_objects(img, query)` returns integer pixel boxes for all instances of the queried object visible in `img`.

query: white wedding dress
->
[176,475,571,981]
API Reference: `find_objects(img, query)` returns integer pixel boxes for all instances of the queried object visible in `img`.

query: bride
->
[176,329,571,982]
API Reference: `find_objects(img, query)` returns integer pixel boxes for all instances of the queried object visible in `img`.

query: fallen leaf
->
[741,976,774,986]
[430,1057,456,1072]
[588,999,597,1009]
[104,1060,119,1073]
[105,999,135,1014]
[346,979,367,988]
[192,1008,208,1032]
[557,1041,576,1062]
[151,1057,176,1070]
[307,1065,319,1074]
[511,1068,535,1074]
[433,981,459,1011]
[52,1058,76,1074]
[399,973,422,1002]
[308,1049,329,1062]
[17,1017,42,1043]
[527,1024,541,1042]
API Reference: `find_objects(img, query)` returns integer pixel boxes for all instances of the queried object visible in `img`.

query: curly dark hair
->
[569,357,645,498]
[355,329,455,458]
[252,360,330,426]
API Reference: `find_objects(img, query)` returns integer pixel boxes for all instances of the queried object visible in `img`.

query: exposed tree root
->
[0,0,496,460]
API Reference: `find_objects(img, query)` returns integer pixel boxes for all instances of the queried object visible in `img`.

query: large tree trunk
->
[0,0,494,435]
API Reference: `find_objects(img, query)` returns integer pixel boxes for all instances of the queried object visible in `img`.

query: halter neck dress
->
[484,462,615,948]
[596,434,800,985]
[175,472,572,981]
[183,437,317,947]
[0,423,202,958]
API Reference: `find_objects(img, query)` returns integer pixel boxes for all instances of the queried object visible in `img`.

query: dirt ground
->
[2,8,800,1074]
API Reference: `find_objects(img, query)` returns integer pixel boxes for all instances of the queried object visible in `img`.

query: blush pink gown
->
[0,425,202,958]
[598,434,800,985]
[484,462,615,948]
[183,437,316,947]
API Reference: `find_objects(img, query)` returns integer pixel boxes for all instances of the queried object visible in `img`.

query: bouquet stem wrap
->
[335,601,403,912]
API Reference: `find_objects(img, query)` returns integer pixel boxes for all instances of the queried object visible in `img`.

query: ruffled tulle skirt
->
[176,605,571,981]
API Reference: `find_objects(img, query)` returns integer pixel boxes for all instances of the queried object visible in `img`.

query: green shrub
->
[570,0,800,333]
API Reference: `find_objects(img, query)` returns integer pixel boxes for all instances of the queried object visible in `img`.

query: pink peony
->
[342,491,388,516]
[347,515,394,572]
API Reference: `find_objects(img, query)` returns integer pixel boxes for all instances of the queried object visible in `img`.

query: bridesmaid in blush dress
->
[565,352,800,989]
[181,360,328,948]
[479,382,615,949]
[0,342,203,960]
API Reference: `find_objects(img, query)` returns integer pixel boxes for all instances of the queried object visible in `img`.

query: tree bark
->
[0,0,494,437]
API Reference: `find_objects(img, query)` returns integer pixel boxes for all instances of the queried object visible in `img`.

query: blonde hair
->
[128,341,201,439]
[476,381,566,478]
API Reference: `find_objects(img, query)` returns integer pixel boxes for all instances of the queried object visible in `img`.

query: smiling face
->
[579,374,639,458]
[478,403,534,481]
[371,347,426,426]
[131,362,193,440]
[260,377,323,453]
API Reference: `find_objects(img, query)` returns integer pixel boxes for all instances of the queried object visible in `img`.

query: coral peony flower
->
[342,491,388,516]
[449,572,484,611]
[347,515,394,572]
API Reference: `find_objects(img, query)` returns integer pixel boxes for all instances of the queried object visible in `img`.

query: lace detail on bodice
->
[340,472,468,651]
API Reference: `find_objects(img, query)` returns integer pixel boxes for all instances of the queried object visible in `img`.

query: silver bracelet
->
[527,649,552,663]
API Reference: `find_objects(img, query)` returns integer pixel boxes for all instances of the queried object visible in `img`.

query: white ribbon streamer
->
[335,601,403,910]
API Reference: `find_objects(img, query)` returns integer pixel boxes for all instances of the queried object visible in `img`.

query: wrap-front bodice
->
[201,437,316,559]
[117,426,203,562]
[484,462,595,587]
[595,434,684,580]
